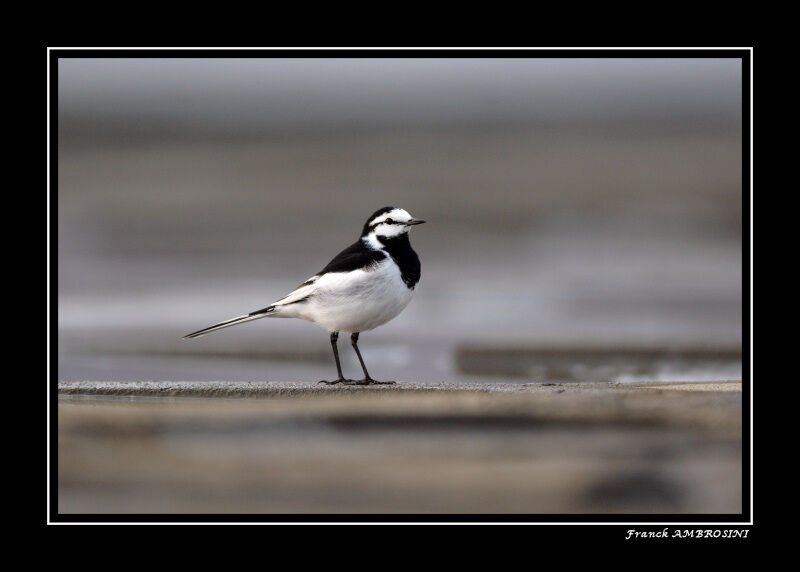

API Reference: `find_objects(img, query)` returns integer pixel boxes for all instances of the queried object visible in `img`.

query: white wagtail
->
[183,207,425,385]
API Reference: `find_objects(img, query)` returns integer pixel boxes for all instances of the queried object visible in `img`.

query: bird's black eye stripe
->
[369,218,399,230]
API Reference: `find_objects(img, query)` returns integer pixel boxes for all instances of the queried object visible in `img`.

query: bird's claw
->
[318,379,350,385]
[353,378,396,385]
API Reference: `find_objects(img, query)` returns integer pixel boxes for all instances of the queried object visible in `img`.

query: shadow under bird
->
[183,207,425,385]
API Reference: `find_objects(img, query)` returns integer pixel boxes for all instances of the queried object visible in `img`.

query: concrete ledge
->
[58,379,741,398]
[58,380,742,436]
[57,380,743,514]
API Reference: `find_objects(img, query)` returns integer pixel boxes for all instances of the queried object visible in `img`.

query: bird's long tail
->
[183,305,275,339]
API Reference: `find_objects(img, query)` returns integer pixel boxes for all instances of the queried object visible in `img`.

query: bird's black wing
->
[318,240,387,275]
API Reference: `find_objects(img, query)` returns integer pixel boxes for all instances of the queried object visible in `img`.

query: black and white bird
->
[183,207,425,385]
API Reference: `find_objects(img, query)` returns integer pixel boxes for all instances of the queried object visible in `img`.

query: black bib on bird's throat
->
[377,234,421,289]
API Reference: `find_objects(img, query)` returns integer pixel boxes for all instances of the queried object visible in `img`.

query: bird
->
[183,206,425,385]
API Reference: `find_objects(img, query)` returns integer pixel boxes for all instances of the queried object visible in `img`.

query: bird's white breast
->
[293,257,414,333]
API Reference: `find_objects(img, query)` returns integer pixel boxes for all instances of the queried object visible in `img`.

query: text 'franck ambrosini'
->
[626,529,749,539]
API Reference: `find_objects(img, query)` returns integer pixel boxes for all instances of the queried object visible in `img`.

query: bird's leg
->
[318,331,348,385]
[349,332,395,385]
[350,332,372,380]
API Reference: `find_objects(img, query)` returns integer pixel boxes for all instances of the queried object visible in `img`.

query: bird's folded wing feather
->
[272,277,320,307]
[318,244,387,274]
[272,243,387,306]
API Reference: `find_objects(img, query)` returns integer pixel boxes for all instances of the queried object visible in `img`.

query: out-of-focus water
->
[57,128,741,382]
[58,123,742,384]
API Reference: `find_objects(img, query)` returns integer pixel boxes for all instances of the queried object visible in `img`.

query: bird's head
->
[361,207,426,240]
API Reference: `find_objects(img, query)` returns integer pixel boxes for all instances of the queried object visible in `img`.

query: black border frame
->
[47,47,753,527]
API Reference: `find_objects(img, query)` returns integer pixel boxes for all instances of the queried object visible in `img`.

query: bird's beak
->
[406,219,426,226]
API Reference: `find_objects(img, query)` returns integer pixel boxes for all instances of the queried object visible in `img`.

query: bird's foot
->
[318,378,352,385]
[318,378,395,386]
[352,378,396,386]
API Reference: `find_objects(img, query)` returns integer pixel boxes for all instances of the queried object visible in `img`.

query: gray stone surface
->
[57,380,743,514]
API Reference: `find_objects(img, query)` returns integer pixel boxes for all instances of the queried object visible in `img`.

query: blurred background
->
[56,56,745,515]
[58,57,743,384]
